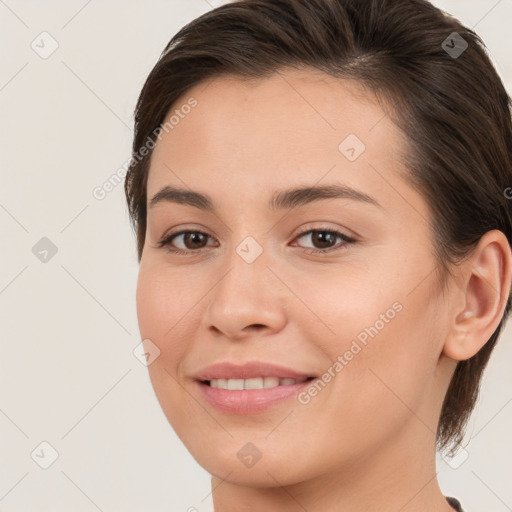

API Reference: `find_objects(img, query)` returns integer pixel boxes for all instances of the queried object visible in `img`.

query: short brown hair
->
[124,0,512,454]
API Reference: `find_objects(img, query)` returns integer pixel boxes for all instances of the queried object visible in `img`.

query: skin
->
[136,67,512,512]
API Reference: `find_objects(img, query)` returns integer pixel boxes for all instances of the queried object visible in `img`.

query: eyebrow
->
[148,183,382,211]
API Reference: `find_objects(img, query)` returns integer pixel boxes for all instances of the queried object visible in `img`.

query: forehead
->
[146,68,413,213]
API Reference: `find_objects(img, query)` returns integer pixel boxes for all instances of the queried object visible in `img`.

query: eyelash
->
[156,227,356,256]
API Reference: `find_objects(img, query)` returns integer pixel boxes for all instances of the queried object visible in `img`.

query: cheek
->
[135,262,201,422]
[136,265,167,340]
[135,262,195,371]
[313,257,443,421]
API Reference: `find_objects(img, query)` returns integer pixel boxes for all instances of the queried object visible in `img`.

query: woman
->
[124,0,512,510]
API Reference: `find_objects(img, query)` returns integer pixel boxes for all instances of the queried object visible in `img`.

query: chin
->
[183,436,319,488]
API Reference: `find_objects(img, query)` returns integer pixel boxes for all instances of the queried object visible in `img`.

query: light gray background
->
[0,1,511,511]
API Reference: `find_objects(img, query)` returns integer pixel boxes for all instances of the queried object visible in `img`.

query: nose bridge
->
[216,233,272,305]
[203,233,287,336]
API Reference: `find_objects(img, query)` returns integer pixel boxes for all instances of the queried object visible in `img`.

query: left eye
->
[157,228,356,255]
[293,228,356,254]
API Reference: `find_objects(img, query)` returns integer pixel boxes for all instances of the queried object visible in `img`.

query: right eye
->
[157,230,218,254]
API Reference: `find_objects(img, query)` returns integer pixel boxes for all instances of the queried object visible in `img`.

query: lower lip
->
[196,379,313,414]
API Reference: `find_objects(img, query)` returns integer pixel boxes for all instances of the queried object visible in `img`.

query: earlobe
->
[442,230,512,362]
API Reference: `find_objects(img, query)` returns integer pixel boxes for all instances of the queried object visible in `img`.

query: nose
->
[201,243,288,340]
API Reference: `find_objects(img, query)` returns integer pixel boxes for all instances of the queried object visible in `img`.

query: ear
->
[443,230,512,361]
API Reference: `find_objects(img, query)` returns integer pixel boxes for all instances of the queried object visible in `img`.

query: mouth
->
[196,376,317,414]
[192,361,318,413]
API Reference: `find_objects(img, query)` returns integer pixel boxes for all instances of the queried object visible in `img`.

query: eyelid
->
[158,222,354,243]
[158,224,215,242]
[292,222,357,240]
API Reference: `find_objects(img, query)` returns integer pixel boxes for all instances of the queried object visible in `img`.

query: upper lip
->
[194,361,316,381]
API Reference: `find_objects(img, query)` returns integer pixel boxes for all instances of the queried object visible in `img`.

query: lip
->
[192,361,317,414]
[196,379,314,414]
[193,361,315,381]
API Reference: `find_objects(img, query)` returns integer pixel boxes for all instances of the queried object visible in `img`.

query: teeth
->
[209,376,309,390]
[227,379,244,390]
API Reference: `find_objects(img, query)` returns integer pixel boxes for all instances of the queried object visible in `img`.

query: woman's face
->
[136,68,456,486]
